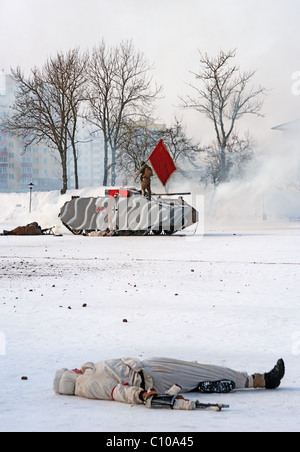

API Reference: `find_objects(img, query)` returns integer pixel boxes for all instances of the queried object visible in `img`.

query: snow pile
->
[0,187,107,231]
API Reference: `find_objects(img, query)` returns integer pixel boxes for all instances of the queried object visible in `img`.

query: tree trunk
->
[60,152,68,195]
[111,146,116,186]
[72,146,79,189]
[103,138,109,186]
[220,146,227,183]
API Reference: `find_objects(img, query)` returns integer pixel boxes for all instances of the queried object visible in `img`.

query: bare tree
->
[86,40,162,186]
[181,49,266,184]
[117,117,202,182]
[202,133,254,186]
[1,49,88,194]
[160,118,202,171]
[116,118,160,180]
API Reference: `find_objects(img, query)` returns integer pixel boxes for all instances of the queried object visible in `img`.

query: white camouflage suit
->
[54,357,248,405]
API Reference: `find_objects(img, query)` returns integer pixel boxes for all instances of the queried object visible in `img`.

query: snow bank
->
[0,187,107,231]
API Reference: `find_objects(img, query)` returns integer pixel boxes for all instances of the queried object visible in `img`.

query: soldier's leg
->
[142,358,285,393]
[3,230,13,235]
[245,359,285,389]
[146,181,151,200]
[141,179,147,197]
[142,358,248,393]
[14,227,27,236]
[5,227,25,236]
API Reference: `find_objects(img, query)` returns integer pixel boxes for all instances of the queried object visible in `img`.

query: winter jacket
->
[141,166,153,180]
[74,358,154,404]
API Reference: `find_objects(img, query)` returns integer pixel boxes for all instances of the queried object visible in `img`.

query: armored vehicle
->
[59,188,198,236]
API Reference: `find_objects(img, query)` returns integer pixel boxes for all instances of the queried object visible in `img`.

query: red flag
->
[149,139,177,186]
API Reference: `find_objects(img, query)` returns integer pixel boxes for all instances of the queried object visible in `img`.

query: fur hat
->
[53,369,80,395]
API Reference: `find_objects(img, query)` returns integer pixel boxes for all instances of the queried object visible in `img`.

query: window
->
[21,167,32,174]
[22,177,31,184]
[22,156,32,164]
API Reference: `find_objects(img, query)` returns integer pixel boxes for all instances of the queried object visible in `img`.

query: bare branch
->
[85,39,162,185]
[180,49,266,184]
[1,49,89,193]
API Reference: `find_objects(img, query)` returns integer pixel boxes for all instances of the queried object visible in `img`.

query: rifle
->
[195,401,230,411]
[153,192,191,196]
[146,394,229,411]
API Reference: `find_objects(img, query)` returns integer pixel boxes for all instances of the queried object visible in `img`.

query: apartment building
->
[69,133,104,188]
[0,71,104,192]
[0,71,62,192]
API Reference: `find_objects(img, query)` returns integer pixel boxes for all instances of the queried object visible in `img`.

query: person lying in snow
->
[1,223,59,236]
[2,222,43,236]
[53,357,285,410]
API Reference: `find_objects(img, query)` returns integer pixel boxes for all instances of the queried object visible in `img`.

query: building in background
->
[0,71,104,192]
[68,132,104,189]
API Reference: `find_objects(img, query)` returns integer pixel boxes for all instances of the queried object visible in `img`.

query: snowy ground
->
[0,190,300,432]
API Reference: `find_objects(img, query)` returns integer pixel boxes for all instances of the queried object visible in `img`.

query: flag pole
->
[165,181,169,195]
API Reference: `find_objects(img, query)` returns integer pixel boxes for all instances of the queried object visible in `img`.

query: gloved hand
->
[143,392,197,410]
[139,388,159,402]
[173,397,196,410]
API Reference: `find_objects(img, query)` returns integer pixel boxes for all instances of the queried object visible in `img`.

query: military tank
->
[59,188,199,236]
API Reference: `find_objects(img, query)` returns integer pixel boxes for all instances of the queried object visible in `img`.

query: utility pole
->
[28,182,35,213]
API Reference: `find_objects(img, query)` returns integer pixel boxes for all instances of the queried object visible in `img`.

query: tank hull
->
[59,190,198,235]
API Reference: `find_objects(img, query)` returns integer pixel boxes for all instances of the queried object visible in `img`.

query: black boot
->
[264,359,285,389]
[194,380,236,394]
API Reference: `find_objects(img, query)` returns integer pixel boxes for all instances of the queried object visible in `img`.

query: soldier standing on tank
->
[137,161,153,201]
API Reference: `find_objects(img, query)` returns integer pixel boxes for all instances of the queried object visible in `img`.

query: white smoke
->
[205,137,300,223]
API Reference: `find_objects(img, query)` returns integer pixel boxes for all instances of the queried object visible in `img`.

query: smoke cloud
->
[204,137,300,223]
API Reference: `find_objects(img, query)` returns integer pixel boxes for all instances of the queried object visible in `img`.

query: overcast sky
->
[1,0,300,144]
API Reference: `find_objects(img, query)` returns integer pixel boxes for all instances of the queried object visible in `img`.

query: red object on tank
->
[108,189,130,197]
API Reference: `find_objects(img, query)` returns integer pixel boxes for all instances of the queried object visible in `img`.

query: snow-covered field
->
[0,189,300,432]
